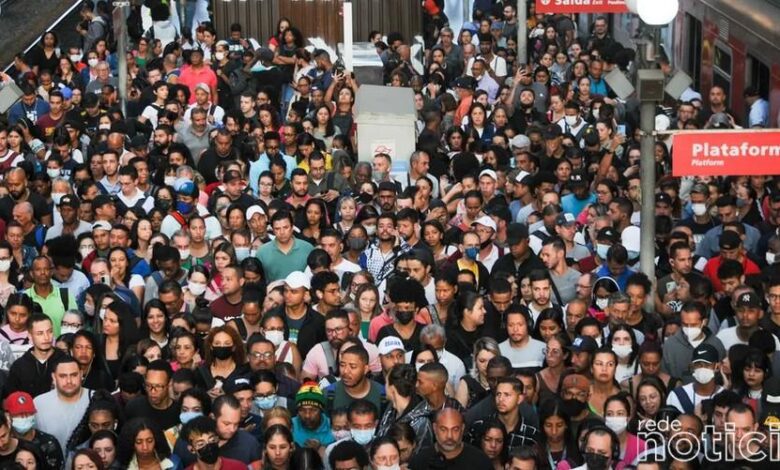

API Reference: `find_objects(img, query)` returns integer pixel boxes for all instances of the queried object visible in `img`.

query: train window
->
[713,44,732,104]
[685,14,702,88]
[747,55,770,98]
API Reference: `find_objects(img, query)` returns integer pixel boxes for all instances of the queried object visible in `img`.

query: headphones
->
[579,424,621,462]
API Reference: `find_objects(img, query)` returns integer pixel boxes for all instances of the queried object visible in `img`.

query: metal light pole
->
[113,0,129,116]
[639,97,656,280]
[343,0,353,72]
[517,0,527,65]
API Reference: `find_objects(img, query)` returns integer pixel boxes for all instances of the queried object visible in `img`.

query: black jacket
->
[5,349,66,398]
[269,305,326,359]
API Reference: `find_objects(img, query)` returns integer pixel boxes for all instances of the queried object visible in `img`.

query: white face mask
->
[683,326,702,342]
[376,466,401,470]
[80,247,94,259]
[188,281,207,296]
[692,367,715,384]
[99,308,107,321]
[265,330,284,347]
[51,192,66,205]
[70,54,82,63]
[0,260,11,272]
[365,225,377,237]
[179,249,190,260]
[47,169,61,179]
[767,253,777,265]
[61,325,80,335]
[592,108,600,120]
[605,416,628,435]
[595,298,609,310]
[691,203,707,217]
[612,344,632,359]
[98,124,111,131]
[564,115,578,126]
[164,176,176,187]
[215,52,225,61]
[88,58,99,68]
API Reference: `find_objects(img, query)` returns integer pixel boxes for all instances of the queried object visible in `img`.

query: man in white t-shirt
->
[318,229,360,284]
[499,309,545,369]
[718,291,780,350]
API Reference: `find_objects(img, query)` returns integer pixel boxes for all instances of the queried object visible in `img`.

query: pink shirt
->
[302,338,382,378]
[368,308,432,343]
[178,64,218,104]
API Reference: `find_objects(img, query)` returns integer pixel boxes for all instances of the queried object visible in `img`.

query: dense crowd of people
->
[0,0,776,469]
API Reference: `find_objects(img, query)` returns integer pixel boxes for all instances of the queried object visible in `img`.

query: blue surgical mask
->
[235,247,251,262]
[11,416,35,434]
[464,247,479,260]
[176,201,194,215]
[351,428,375,445]
[179,411,202,424]
[254,395,277,410]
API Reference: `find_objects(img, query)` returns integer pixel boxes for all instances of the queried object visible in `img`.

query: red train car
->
[674,0,780,127]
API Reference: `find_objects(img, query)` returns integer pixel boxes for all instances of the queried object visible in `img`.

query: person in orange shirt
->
[453,76,475,127]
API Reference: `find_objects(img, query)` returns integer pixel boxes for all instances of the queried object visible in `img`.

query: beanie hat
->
[295,381,325,410]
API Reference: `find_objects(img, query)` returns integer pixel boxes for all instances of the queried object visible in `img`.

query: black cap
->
[655,192,672,206]
[596,227,619,243]
[223,376,253,394]
[83,93,99,108]
[506,223,529,245]
[92,194,115,209]
[257,47,275,63]
[454,76,476,90]
[58,194,80,208]
[223,169,242,184]
[736,291,762,309]
[568,171,587,186]
[691,343,720,364]
[718,230,741,250]
[543,124,562,140]
[567,336,598,353]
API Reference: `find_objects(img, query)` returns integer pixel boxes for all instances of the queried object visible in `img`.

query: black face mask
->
[480,239,493,249]
[197,442,220,464]
[211,346,233,360]
[583,452,610,470]
[156,199,172,212]
[561,398,586,416]
[395,310,415,325]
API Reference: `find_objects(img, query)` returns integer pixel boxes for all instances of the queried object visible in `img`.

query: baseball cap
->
[454,75,476,90]
[543,124,562,140]
[514,170,532,185]
[223,376,252,394]
[471,215,497,232]
[91,220,112,232]
[596,227,619,244]
[561,374,591,392]
[719,230,741,250]
[479,169,497,181]
[691,343,719,364]
[506,223,529,245]
[555,213,576,227]
[621,226,641,252]
[296,382,326,410]
[567,336,598,353]
[736,291,762,309]
[92,194,114,209]
[245,205,266,221]
[510,134,531,150]
[284,271,310,290]
[129,134,148,149]
[175,178,198,197]
[194,83,210,95]
[378,336,405,356]
[3,392,36,416]
[378,181,398,193]
[223,170,242,184]
[59,86,73,100]
[568,171,587,186]
[58,194,79,208]
[690,182,709,195]
[655,192,673,206]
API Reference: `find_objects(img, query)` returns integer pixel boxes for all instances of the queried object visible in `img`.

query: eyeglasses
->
[326,326,347,335]
[145,382,167,392]
[266,145,279,150]
[62,322,82,329]
[249,351,274,360]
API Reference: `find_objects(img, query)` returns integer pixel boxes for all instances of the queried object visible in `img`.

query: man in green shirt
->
[25,256,76,337]
[257,210,313,282]
[326,345,385,413]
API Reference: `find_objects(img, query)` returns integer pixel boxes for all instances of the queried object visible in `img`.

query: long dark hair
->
[139,299,171,340]
[117,418,171,466]
[535,398,581,467]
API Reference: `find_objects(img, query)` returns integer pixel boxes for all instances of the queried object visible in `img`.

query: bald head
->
[435,407,463,426]
[107,133,124,150]
[12,201,34,226]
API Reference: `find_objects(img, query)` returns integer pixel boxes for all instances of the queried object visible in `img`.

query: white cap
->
[655,114,671,132]
[471,215,497,232]
[378,336,405,355]
[621,225,641,252]
[245,205,266,221]
[91,221,111,232]
[510,134,530,150]
[479,169,497,181]
[284,271,310,290]
[515,170,532,184]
